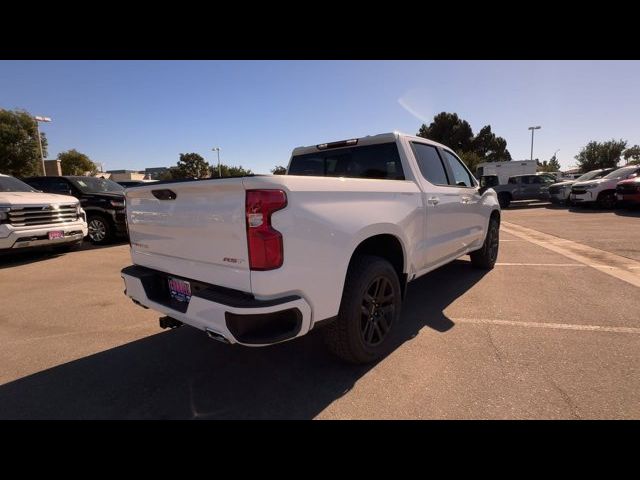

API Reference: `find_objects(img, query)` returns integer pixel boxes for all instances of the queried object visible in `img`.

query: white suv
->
[570,165,640,208]
[0,174,88,253]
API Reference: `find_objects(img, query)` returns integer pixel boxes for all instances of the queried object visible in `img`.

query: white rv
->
[476,160,538,185]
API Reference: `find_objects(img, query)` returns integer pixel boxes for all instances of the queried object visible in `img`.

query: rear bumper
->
[0,221,88,252]
[617,192,640,205]
[121,265,312,346]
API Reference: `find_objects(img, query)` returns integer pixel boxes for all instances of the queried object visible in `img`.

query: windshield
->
[0,176,37,192]
[603,167,638,180]
[575,170,607,182]
[69,177,124,193]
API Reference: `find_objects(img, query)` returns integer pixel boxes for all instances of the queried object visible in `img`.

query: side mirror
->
[479,177,488,194]
[479,176,498,194]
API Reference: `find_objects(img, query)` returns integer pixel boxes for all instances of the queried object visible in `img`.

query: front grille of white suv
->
[7,204,79,227]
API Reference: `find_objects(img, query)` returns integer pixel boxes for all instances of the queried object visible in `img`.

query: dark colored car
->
[23,176,127,245]
[616,177,640,208]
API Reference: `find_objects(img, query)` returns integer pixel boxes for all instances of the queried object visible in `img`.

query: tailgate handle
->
[152,189,177,200]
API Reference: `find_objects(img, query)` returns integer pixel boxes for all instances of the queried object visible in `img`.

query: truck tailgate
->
[125,179,250,292]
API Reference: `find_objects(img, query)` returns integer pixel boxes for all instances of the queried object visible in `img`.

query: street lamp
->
[34,116,52,175]
[528,126,541,161]
[212,147,221,178]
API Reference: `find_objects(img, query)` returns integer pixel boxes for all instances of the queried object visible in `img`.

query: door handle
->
[427,196,439,206]
[461,195,471,204]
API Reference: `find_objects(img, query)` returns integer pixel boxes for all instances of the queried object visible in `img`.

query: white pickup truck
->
[121,132,500,363]
[1,174,88,253]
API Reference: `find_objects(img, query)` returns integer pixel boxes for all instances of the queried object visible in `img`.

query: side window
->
[520,176,533,185]
[442,150,475,187]
[531,176,543,184]
[508,177,517,184]
[48,180,72,193]
[33,178,54,192]
[411,142,449,185]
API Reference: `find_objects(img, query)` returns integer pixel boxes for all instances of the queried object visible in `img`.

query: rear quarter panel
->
[242,175,424,324]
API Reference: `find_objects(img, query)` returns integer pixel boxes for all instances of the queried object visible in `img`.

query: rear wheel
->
[597,191,616,209]
[498,192,511,209]
[324,255,402,364]
[470,215,499,269]
[87,215,113,245]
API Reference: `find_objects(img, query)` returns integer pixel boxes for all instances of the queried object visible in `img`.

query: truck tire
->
[470,215,499,270]
[597,191,616,209]
[497,192,511,209]
[87,215,113,245]
[324,255,402,364]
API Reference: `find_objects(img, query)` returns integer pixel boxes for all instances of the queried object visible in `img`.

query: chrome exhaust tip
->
[206,328,231,344]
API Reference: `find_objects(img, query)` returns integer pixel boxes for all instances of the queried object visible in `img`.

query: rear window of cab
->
[288,142,405,180]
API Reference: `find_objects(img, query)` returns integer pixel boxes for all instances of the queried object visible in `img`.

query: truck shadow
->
[0,260,486,419]
[0,239,128,269]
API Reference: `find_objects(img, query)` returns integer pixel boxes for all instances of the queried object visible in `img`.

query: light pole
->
[34,116,52,175]
[212,147,221,178]
[528,126,541,161]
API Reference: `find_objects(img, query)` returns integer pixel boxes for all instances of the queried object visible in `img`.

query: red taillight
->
[245,189,287,270]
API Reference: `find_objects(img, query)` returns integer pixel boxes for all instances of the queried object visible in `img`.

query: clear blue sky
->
[1,60,639,173]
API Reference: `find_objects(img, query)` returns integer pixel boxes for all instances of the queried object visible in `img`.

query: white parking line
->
[495,263,585,267]
[501,222,640,288]
[454,318,640,334]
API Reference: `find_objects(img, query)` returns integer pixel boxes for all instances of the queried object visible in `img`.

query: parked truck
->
[121,132,500,363]
[490,173,556,208]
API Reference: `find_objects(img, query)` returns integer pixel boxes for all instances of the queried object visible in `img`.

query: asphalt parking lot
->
[1,205,639,419]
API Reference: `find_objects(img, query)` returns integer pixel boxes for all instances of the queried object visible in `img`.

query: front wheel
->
[324,255,402,364]
[87,215,113,245]
[498,192,511,209]
[597,191,616,209]
[470,215,500,269]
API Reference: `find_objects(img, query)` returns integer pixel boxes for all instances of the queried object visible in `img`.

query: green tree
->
[211,164,253,178]
[58,149,97,175]
[548,154,561,171]
[158,168,177,181]
[537,155,561,173]
[173,153,211,179]
[458,151,483,173]
[417,112,511,163]
[471,125,512,161]
[417,112,474,153]
[623,145,640,165]
[0,108,48,176]
[575,139,627,172]
[271,165,287,175]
